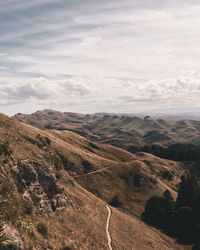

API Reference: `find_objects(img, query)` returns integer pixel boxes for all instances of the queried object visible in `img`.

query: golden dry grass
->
[0,114,187,249]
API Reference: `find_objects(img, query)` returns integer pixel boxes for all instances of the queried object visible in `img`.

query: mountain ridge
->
[13,109,200,154]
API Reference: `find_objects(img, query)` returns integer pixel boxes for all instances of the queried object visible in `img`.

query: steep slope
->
[4,113,184,214]
[75,152,184,217]
[0,113,185,249]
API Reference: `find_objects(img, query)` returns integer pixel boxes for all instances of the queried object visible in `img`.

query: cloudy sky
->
[1,0,200,115]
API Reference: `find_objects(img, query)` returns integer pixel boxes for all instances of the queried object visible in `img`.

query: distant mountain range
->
[13,109,200,159]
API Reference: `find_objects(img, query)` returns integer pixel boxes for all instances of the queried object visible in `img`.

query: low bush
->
[0,140,12,156]
[37,223,48,237]
[109,195,122,207]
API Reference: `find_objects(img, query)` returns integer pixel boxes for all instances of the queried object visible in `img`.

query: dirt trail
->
[106,205,113,250]
[74,163,119,178]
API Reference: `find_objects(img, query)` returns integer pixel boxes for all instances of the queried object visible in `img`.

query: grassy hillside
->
[0,113,186,249]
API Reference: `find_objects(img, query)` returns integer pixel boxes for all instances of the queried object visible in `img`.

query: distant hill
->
[13,109,200,157]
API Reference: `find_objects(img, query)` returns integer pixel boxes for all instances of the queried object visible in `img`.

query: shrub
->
[109,195,122,207]
[133,173,144,187]
[0,140,12,156]
[24,200,34,215]
[37,223,48,237]
[0,120,6,127]
[159,170,174,181]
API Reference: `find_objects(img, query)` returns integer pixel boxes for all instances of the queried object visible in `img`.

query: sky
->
[1,0,200,115]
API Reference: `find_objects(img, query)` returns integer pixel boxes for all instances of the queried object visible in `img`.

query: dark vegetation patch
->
[109,195,123,207]
[0,140,12,156]
[159,170,174,181]
[37,222,48,237]
[142,174,200,248]
[141,143,200,162]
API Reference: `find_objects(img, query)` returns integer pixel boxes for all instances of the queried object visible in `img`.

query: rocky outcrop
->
[18,159,69,214]
[0,222,24,249]
[0,156,72,249]
[0,157,70,215]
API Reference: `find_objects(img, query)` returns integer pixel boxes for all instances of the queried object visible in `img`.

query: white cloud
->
[1,68,200,115]
[1,0,200,114]
[0,77,91,105]
[0,53,8,57]
[0,66,8,70]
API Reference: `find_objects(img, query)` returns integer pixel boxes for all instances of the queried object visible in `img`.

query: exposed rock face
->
[11,158,69,214]
[0,222,24,249]
[0,156,71,248]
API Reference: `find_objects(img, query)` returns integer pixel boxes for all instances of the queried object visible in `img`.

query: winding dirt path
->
[74,163,119,178]
[106,205,113,250]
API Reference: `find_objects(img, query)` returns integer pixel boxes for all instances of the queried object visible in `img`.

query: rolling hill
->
[13,110,200,155]
[0,113,186,249]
